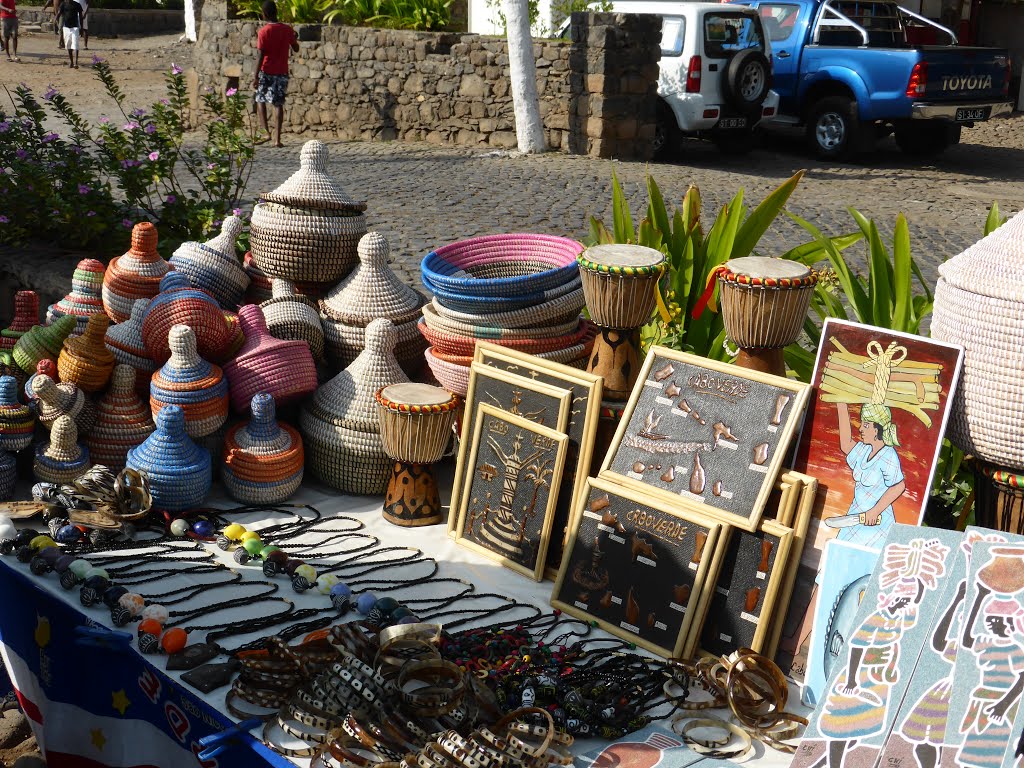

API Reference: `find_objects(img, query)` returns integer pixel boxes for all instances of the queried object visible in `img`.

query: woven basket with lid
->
[34,414,91,485]
[223,393,304,504]
[932,209,1024,470]
[58,313,115,393]
[105,299,158,397]
[24,359,57,405]
[260,279,326,364]
[32,374,97,437]
[0,375,34,452]
[142,272,235,364]
[14,316,76,376]
[127,405,212,512]
[102,222,171,323]
[46,259,108,336]
[242,252,331,304]
[1,291,40,352]
[86,364,155,471]
[170,216,249,310]
[150,325,229,439]
[222,305,318,413]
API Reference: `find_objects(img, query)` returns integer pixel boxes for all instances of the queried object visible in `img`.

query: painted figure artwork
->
[792,528,960,768]
[779,319,963,679]
[456,404,568,581]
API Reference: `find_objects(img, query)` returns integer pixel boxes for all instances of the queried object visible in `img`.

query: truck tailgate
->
[919,47,1011,102]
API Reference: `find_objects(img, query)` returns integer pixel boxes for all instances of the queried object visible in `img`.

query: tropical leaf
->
[731,170,805,261]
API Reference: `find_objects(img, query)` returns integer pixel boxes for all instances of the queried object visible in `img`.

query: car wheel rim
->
[740,64,764,101]
[816,112,845,150]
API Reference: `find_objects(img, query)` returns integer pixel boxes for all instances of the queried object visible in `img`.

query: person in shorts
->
[75,0,88,49]
[253,0,298,148]
[57,0,81,68]
[1,0,18,63]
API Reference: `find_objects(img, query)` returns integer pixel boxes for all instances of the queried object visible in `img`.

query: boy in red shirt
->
[1,0,19,63]
[253,0,298,148]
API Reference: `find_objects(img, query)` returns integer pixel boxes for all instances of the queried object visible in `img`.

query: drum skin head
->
[724,256,811,280]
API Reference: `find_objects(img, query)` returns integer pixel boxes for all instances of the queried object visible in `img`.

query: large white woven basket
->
[931,209,1024,470]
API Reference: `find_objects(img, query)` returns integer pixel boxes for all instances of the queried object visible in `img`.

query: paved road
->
[249,114,1024,294]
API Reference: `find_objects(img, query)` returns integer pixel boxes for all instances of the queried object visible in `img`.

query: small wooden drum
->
[973,461,1024,536]
[577,245,666,401]
[375,383,459,527]
[717,257,817,377]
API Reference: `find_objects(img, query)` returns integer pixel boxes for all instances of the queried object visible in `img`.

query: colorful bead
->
[242,538,263,556]
[83,567,109,581]
[111,606,132,627]
[239,530,260,543]
[29,535,57,551]
[283,560,305,576]
[215,535,231,550]
[39,547,62,565]
[69,559,91,578]
[138,618,163,636]
[294,564,317,583]
[192,520,214,537]
[316,574,340,595]
[223,523,246,540]
[330,583,352,612]
[262,560,278,577]
[266,550,288,566]
[141,605,169,624]
[55,524,82,543]
[169,519,189,537]
[356,592,377,615]
[292,573,313,593]
[54,554,75,573]
[260,545,281,559]
[119,593,146,616]
[161,628,188,654]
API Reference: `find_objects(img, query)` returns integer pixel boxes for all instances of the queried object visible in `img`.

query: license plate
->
[718,117,747,129]
[955,107,989,122]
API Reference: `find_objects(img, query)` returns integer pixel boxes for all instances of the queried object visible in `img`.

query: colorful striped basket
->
[1,291,39,352]
[86,364,155,471]
[102,222,171,323]
[46,259,108,337]
[13,316,76,376]
[24,359,57,405]
[420,301,582,340]
[423,347,470,397]
[32,374,97,437]
[34,414,91,485]
[426,273,583,315]
[127,405,212,512]
[58,313,115,393]
[149,325,229,439]
[169,216,250,310]
[260,279,326,364]
[0,450,15,500]
[222,305,318,413]
[142,272,235,365]
[104,299,158,398]
[223,393,304,504]
[417,317,595,358]
[0,375,34,452]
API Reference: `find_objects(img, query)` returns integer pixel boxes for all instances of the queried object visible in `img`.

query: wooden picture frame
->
[473,342,603,578]
[600,347,811,532]
[551,476,726,659]
[455,404,569,581]
[448,365,572,538]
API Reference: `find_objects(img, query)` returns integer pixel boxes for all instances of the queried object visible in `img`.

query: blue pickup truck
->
[734,0,1013,159]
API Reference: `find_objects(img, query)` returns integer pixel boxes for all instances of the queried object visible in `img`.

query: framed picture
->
[600,347,811,532]
[455,404,569,581]
[551,476,725,658]
[776,319,964,680]
[474,342,603,577]
[700,519,794,657]
[448,364,572,537]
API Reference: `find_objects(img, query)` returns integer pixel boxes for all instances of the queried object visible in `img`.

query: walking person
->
[75,0,88,49]
[57,0,82,67]
[253,0,298,148]
[1,0,18,63]
[40,0,64,49]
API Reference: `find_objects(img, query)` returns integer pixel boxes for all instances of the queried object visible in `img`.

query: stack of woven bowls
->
[260,279,326,366]
[419,234,593,396]
[105,299,158,397]
[127,405,211,512]
[223,392,304,504]
[170,216,250,310]
[320,232,426,377]
[300,318,408,495]
[1,291,39,352]
[142,272,235,364]
[34,414,91,484]
[149,325,228,441]
[0,375,34,453]
[57,314,115,393]
[249,140,367,292]
[46,258,108,336]
[14,316,76,377]
[86,364,155,471]
[102,222,170,323]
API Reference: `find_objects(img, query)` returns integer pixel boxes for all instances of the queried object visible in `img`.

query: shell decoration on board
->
[149,325,229,439]
[46,258,108,336]
[0,375,34,452]
[300,318,407,495]
[32,374,97,437]
[104,299,158,397]
[102,222,172,323]
[221,305,318,413]
[260,279,326,364]
[0,450,15,500]
[1,291,40,352]
[142,272,235,365]
[13,316,76,376]
[57,313,115,393]
[126,405,212,513]
[34,414,91,485]
[87,364,155,471]
[249,140,368,286]
[169,216,250,310]
[223,393,304,504]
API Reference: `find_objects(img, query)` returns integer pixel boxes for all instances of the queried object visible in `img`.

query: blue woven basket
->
[424,274,583,315]
[126,405,212,512]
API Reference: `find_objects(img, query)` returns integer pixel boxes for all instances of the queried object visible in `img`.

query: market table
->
[0,476,803,768]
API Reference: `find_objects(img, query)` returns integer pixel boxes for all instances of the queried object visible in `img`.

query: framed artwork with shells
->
[600,347,811,532]
[551,476,726,658]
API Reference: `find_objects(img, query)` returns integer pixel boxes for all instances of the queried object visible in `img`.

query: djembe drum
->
[973,462,1024,536]
[577,245,666,401]
[716,257,817,378]
[375,383,459,527]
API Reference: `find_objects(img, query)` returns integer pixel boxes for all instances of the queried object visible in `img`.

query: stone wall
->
[18,6,184,36]
[190,2,660,159]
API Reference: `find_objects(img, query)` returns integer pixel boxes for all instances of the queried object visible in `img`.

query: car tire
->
[652,100,681,161]
[713,127,755,155]
[723,49,771,113]
[806,96,870,161]
[895,122,958,157]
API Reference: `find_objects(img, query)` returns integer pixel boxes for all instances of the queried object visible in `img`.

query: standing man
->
[75,0,88,49]
[1,0,18,63]
[253,0,298,148]
[57,0,81,67]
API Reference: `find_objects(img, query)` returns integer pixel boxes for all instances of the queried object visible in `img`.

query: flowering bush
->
[0,60,257,253]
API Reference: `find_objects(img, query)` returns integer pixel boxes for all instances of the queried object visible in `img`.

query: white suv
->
[571,2,780,157]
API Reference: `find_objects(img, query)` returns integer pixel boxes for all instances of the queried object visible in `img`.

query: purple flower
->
[120,159,135,169]
[42,133,58,143]
[71,145,83,154]
[166,195,177,204]
[212,219,222,229]
[43,87,59,101]
[159,98,170,106]
[226,87,238,97]
[130,108,146,117]
[145,124,157,135]
[78,184,90,194]
[0,215,8,224]
[99,116,110,124]
[92,54,104,64]
[171,63,183,75]
[0,121,9,133]
[123,121,140,131]
[14,149,27,160]
[87,211,96,217]
[122,219,133,228]
[232,208,242,216]
[207,163,217,170]
[148,151,160,162]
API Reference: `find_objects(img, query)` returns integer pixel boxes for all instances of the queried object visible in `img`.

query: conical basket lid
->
[151,325,225,393]
[261,141,367,212]
[172,216,244,267]
[320,232,424,325]
[939,209,1024,302]
[127,405,210,475]
[105,299,152,358]
[48,259,107,324]
[3,291,39,336]
[233,393,294,453]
